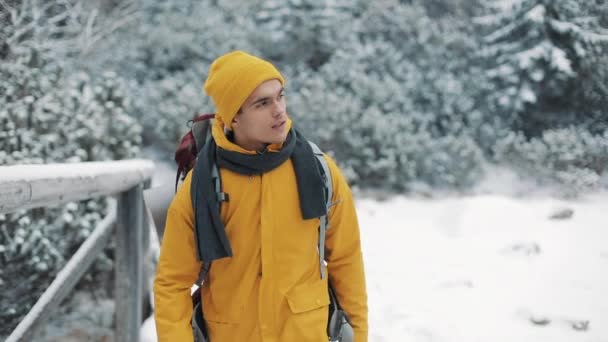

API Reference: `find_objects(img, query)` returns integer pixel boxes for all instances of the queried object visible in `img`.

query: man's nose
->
[271,101,284,117]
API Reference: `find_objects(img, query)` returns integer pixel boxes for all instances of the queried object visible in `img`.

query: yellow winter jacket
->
[154,119,368,341]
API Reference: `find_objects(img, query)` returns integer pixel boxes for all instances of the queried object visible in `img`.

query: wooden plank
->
[5,198,118,342]
[0,159,154,214]
[115,184,144,342]
[140,200,157,319]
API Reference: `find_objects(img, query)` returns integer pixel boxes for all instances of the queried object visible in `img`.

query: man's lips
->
[272,120,286,129]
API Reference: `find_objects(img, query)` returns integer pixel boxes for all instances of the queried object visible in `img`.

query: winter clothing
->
[154,50,367,342]
[191,126,328,262]
[154,119,368,341]
[203,50,285,129]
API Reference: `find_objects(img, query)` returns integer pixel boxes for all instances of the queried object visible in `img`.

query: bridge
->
[0,159,158,342]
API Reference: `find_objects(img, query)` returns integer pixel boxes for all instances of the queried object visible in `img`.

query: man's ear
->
[231,110,242,127]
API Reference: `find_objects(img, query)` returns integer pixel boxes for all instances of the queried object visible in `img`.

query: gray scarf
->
[190,128,327,262]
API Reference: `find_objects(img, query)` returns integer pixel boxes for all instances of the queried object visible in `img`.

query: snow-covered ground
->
[360,193,608,342]
[142,192,608,342]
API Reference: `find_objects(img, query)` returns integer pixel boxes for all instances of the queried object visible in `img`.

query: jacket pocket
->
[285,278,330,314]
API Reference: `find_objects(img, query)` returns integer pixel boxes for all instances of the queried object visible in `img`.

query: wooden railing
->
[0,159,156,342]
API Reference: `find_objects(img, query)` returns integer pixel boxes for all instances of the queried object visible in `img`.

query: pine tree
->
[251,0,367,69]
[478,0,608,137]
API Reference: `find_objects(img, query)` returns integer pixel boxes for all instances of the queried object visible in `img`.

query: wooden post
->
[115,184,144,342]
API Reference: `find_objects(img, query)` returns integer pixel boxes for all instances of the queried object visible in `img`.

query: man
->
[154,50,368,341]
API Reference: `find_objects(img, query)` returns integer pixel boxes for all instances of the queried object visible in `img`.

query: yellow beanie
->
[203,50,285,130]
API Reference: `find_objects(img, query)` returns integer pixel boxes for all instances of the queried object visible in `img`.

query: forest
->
[1,0,607,338]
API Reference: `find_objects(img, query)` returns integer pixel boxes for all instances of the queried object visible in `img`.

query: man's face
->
[231,79,288,151]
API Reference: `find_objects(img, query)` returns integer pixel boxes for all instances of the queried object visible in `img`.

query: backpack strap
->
[192,114,215,154]
[193,260,211,290]
[195,147,228,284]
[308,141,333,280]
[309,143,352,339]
[211,160,228,203]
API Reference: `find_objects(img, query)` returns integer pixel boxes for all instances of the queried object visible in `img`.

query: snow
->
[549,19,608,44]
[0,159,154,182]
[513,42,574,76]
[520,86,537,103]
[141,190,608,341]
[526,4,546,24]
[360,193,608,342]
[550,47,574,75]
[494,0,520,11]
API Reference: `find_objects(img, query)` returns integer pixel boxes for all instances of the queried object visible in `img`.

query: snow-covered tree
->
[410,0,486,18]
[474,0,608,194]
[251,0,368,69]
[495,126,608,196]
[289,2,485,191]
[0,2,142,337]
[0,56,142,336]
[478,0,608,137]
[89,0,260,152]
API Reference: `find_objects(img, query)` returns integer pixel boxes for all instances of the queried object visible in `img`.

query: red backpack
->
[174,113,215,191]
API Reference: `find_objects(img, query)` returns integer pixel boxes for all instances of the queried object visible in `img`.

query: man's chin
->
[267,139,286,146]
[269,133,289,145]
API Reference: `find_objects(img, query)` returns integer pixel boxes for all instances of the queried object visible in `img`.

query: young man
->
[153,51,368,341]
